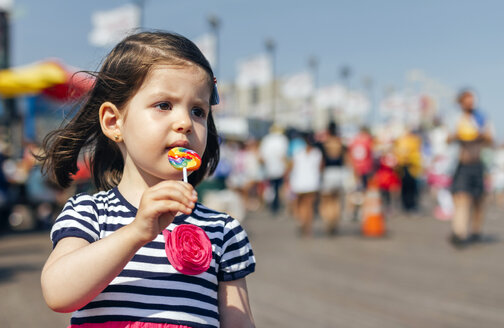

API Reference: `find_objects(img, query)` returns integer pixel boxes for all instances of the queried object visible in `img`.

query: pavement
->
[1,197,503,327]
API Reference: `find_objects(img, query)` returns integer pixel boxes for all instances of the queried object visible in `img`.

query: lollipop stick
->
[183,167,188,183]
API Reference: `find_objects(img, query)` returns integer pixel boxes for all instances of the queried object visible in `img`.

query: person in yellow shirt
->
[395,128,423,212]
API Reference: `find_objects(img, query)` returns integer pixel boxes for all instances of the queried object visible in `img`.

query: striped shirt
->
[51,187,256,328]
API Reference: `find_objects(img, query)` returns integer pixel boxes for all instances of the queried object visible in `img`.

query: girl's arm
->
[41,225,145,312]
[218,278,255,328]
[41,180,197,313]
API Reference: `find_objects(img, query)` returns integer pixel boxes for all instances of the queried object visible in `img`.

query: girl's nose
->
[172,108,193,134]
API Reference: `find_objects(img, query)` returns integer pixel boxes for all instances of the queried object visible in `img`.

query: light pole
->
[265,38,276,123]
[208,15,220,77]
[308,56,319,89]
[362,76,375,125]
[307,56,319,126]
[135,0,146,30]
[340,65,351,89]
[0,6,15,125]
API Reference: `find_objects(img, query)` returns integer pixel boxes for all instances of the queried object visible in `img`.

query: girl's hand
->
[132,181,198,244]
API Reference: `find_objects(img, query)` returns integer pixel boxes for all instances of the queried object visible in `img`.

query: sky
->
[8,0,504,139]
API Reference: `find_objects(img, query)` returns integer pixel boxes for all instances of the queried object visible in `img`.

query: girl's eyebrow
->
[193,98,211,108]
[149,91,175,99]
[150,91,210,108]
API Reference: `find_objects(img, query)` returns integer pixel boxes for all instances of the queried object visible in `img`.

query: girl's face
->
[118,64,211,186]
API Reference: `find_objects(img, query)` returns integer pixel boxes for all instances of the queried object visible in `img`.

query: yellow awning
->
[0,61,67,97]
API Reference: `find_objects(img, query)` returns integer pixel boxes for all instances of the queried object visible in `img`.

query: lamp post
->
[208,14,220,77]
[135,0,146,30]
[265,38,276,123]
[362,76,374,125]
[307,56,319,127]
[308,56,319,89]
[340,65,351,89]
[0,5,15,125]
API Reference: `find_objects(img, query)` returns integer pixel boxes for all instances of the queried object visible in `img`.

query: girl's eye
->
[155,102,172,111]
[192,107,207,118]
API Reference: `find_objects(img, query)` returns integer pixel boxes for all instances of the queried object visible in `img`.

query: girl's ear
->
[99,102,123,142]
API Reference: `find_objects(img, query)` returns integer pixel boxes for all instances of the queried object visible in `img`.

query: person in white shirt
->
[289,131,322,236]
[259,125,289,214]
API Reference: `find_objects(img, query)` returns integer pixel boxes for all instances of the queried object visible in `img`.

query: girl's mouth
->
[168,140,190,149]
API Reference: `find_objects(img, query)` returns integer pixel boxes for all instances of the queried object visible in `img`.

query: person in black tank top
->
[319,122,346,235]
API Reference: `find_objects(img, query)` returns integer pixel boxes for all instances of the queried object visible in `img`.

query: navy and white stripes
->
[51,187,255,328]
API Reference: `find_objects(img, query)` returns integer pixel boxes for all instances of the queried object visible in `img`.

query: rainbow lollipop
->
[168,147,202,182]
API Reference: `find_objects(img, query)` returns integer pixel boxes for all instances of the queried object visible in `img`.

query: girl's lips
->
[168,140,190,149]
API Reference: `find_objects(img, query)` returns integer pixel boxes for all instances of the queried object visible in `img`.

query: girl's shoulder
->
[52,188,133,246]
[62,188,120,211]
[188,202,234,226]
[185,203,249,237]
[60,188,134,225]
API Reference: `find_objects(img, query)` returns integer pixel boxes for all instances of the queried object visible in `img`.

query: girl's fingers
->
[140,184,197,219]
[145,185,192,205]
[150,181,198,203]
[154,188,195,209]
[150,199,193,217]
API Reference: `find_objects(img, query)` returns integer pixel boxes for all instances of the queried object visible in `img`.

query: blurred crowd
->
[199,109,502,241]
[0,139,93,233]
[1,95,503,243]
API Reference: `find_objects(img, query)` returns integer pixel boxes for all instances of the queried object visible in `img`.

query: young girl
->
[40,31,256,328]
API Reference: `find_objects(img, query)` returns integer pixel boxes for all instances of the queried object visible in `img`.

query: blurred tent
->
[0,59,94,143]
[0,59,94,100]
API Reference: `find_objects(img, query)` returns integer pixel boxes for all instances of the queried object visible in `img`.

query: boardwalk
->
[1,200,503,327]
[246,204,504,327]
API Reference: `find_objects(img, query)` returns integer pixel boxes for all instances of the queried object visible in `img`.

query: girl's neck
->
[117,179,149,209]
[117,165,162,208]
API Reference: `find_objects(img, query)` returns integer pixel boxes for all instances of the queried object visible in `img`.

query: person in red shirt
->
[349,126,374,190]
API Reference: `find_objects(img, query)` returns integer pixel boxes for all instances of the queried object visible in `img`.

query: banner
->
[346,91,370,119]
[0,0,12,11]
[194,33,216,69]
[379,93,422,126]
[236,54,272,88]
[315,84,346,108]
[281,71,314,99]
[89,4,140,47]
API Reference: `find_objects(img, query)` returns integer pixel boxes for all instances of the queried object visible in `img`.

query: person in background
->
[347,126,374,220]
[259,125,289,214]
[447,89,493,248]
[289,131,322,236]
[0,138,11,232]
[227,139,263,212]
[285,128,306,217]
[490,143,504,208]
[374,150,401,215]
[426,118,455,220]
[348,126,374,190]
[319,122,346,235]
[395,128,423,212]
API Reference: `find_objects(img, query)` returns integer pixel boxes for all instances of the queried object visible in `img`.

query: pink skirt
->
[69,322,192,328]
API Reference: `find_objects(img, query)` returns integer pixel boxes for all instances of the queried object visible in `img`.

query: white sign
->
[194,33,216,69]
[0,0,12,11]
[315,84,346,108]
[236,54,272,88]
[89,4,140,47]
[281,71,314,99]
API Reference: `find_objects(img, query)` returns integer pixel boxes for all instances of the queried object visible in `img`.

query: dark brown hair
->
[457,88,474,103]
[39,31,220,190]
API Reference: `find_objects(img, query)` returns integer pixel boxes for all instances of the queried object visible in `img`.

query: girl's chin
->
[166,170,187,181]
[163,172,184,181]
[144,171,183,184]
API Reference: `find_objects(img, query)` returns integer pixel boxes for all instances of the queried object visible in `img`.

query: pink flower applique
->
[162,224,212,275]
